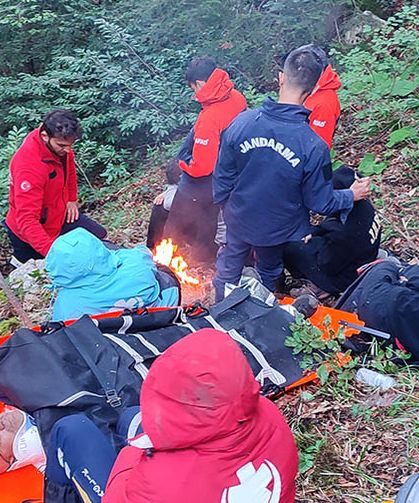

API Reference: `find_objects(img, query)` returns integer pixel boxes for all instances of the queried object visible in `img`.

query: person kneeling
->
[46,228,180,321]
[283,166,381,296]
[44,328,298,503]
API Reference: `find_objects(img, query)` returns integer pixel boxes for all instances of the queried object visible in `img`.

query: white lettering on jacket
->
[239,137,300,167]
[369,213,381,245]
[313,119,326,127]
[221,460,281,503]
[195,138,209,146]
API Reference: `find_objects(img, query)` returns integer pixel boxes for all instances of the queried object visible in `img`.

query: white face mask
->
[8,411,46,473]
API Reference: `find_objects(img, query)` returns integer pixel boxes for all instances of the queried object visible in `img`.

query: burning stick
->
[153,239,199,286]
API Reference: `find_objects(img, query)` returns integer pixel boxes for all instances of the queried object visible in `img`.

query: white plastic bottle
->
[355,368,396,390]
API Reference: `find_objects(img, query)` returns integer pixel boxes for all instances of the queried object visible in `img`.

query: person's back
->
[215,100,340,246]
[104,328,298,503]
[46,228,179,320]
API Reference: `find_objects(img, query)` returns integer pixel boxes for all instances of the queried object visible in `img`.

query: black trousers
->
[3,214,107,263]
[146,204,169,250]
[164,187,219,262]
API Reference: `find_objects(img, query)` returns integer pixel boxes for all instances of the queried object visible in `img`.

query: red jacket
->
[179,68,247,178]
[104,329,298,503]
[304,65,341,149]
[5,128,77,256]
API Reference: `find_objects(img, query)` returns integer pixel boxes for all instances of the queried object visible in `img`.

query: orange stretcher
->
[0,303,365,502]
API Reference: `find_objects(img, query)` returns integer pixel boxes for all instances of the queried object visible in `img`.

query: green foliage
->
[386,126,418,147]
[358,153,387,176]
[285,314,354,384]
[334,6,418,141]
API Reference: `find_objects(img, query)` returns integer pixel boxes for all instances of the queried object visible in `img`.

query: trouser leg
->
[146,205,169,249]
[214,230,252,302]
[61,214,107,240]
[253,244,286,292]
[46,414,117,503]
[2,221,43,263]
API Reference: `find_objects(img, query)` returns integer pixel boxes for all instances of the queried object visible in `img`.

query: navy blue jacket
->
[213,98,354,246]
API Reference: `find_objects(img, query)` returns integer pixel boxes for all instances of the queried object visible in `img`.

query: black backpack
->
[0,288,305,450]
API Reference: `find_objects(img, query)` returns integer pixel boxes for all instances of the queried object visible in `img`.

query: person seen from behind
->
[213,47,370,301]
[45,328,298,502]
[164,56,247,262]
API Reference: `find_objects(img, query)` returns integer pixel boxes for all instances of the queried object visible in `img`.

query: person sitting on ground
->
[44,328,298,503]
[164,56,247,262]
[46,228,180,321]
[283,165,381,297]
[213,47,370,302]
[302,45,341,149]
[146,159,182,250]
[3,109,107,265]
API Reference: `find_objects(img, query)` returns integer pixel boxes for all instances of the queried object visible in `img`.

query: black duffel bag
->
[0,288,304,449]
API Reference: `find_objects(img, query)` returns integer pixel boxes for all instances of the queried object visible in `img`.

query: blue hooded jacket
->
[213,98,353,246]
[46,228,179,321]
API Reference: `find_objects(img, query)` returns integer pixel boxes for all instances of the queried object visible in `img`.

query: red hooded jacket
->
[104,329,298,503]
[5,128,77,256]
[304,65,341,149]
[179,68,247,178]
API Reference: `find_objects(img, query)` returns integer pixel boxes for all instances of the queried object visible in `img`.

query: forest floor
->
[0,108,417,502]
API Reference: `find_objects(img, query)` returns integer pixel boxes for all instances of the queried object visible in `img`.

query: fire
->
[153,238,199,286]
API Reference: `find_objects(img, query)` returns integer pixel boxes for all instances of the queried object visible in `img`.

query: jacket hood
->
[313,65,341,93]
[140,328,261,451]
[196,68,235,106]
[46,228,120,288]
[262,97,310,122]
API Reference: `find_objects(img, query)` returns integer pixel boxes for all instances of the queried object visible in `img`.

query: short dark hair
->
[166,158,182,185]
[185,56,217,85]
[298,44,328,70]
[41,109,82,140]
[283,48,323,94]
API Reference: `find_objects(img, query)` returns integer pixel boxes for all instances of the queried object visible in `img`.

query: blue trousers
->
[214,228,285,302]
[46,407,141,503]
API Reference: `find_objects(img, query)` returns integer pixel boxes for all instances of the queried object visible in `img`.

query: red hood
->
[140,328,260,451]
[313,65,341,93]
[196,68,235,106]
[24,127,71,163]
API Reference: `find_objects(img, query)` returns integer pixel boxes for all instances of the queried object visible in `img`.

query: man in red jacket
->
[164,57,247,261]
[303,45,341,149]
[4,109,106,264]
[45,329,298,502]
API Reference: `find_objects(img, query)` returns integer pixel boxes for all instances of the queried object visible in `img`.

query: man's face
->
[189,80,205,97]
[40,131,75,158]
[0,410,24,473]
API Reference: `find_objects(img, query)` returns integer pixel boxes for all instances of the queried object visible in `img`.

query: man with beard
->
[4,109,106,264]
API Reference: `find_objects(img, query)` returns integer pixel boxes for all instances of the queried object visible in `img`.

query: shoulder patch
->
[20,180,32,192]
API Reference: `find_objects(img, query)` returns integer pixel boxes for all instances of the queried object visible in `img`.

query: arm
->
[178,118,220,178]
[309,103,336,149]
[302,147,354,217]
[67,150,78,201]
[213,129,240,205]
[13,168,55,256]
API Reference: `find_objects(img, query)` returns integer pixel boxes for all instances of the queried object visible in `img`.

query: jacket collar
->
[30,127,68,164]
[261,97,310,123]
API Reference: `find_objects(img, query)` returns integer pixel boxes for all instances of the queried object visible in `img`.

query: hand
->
[66,201,79,223]
[350,178,371,201]
[154,191,166,205]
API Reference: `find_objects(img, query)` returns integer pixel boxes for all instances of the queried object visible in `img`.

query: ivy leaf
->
[387,127,417,147]
[358,153,387,176]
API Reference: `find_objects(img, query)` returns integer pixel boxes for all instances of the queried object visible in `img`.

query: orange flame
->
[153,238,199,285]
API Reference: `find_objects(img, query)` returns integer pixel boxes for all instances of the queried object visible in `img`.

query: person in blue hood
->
[46,228,180,320]
[213,47,371,301]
